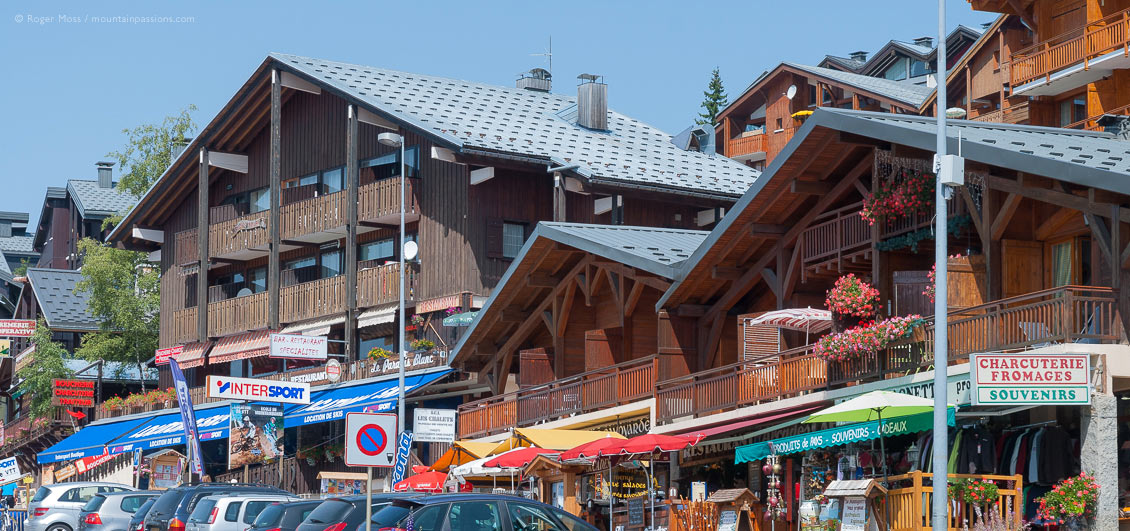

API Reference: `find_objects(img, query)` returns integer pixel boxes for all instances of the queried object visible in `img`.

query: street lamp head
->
[378,132,404,147]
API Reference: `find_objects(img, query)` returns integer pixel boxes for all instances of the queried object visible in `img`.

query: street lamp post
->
[378,131,408,482]
[932,1,951,530]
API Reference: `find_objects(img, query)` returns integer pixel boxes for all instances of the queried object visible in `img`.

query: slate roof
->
[536,222,708,279]
[68,180,137,218]
[25,268,98,331]
[820,55,866,72]
[271,53,760,198]
[0,235,36,255]
[783,63,934,107]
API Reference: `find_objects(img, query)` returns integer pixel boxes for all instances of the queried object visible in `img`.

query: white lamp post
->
[377,131,408,456]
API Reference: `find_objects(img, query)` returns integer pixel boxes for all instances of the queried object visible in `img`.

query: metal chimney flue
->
[849,51,868,62]
[517,68,552,92]
[96,161,114,189]
[576,74,607,130]
[171,137,193,161]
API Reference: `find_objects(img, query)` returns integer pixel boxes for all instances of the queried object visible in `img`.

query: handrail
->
[1064,102,1130,130]
[1011,7,1130,59]
[458,354,658,411]
[1009,8,1130,87]
[655,345,814,388]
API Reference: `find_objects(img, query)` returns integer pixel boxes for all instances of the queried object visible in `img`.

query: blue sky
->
[0,1,994,227]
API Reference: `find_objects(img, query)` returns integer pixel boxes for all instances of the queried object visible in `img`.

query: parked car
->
[144,484,288,531]
[78,492,160,531]
[371,494,598,531]
[186,494,299,531]
[248,501,322,531]
[296,494,421,531]
[27,482,137,531]
[127,498,158,531]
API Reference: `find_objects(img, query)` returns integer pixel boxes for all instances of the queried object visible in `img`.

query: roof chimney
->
[1097,114,1130,140]
[171,137,193,161]
[96,161,114,189]
[913,36,934,48]
[517,68,552,92]
[849,51,868,62]
[576,74,608,130]
[981,22,993,30]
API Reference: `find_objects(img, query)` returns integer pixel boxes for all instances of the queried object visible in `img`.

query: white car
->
[186,494,299,531]
[27,482,136,531]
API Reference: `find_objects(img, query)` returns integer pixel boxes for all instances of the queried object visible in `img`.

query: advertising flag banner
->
[228,403,284,470]
[391,431,414,485]
[169,359,204,476]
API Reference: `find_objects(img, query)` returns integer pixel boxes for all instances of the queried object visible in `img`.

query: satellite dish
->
[926,75,938,88]
[403,240,419,261]
[237,288,253,297]
[785,85,797,100]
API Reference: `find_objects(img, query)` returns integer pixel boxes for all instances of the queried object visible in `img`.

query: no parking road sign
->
[345,412,398,467]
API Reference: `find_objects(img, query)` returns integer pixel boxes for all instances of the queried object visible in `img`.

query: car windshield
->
[83,495,107,513]
[304,500,353,524]
[252,504,285,528]
[243,501,274,524]
[148,490,184,518]
[188,499,218,523]
[31,487,51,503]
[121,496,155,513]
[370,505,411,527]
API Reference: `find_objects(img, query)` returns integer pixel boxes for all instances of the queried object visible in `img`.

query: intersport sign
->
[205,375,310,404]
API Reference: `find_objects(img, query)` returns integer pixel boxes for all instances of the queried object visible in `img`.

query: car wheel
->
[47,525,72,531]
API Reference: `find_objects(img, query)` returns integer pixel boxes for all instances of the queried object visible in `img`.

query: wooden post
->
[345,104,360,360]
[269,69,282,330]
[911,470,923,528]
[564,470,580,515]
[197,148,210,342]
[1112,205,1121,291]
[553,172,566,222]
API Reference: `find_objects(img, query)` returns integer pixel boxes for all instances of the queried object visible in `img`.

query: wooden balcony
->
[359,177,419,225]
[1009,8,1130,89]
[208,291,269,338]
[280,275,346,324]
[280,190,346,243]
[169,306,198,346]
[969,102,1029,125]
[174,229,197,266]
[724,128,798,164]
[358,262,415,308]
[457,355,657,439]
[209,211,270,260]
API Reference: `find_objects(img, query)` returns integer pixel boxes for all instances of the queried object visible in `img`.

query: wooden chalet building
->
[818,26,982,84]
[457,107,1130,525]
[33,162,138,270]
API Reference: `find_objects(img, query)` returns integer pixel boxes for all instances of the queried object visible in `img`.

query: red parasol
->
[483,447,559,469]
[393,471,448,493]
[560,435,628,460]
[620,433,702,455]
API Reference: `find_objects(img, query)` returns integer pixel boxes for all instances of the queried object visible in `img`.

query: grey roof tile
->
[26,268,98,331]
[783,63,934,107]
[538,222,708,278]
[0,235,35,255]
[821,56,866,72]
[271,53,761,198]
[68,180,137,218]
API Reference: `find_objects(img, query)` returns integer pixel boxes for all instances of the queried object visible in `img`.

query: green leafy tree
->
[17,320,72,417]
[12,258,29,277]
[697,67,729,126]
[74,238,159,388]
[107,105,198,199]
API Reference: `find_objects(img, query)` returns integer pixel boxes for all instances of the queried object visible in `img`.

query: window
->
[120,495,153,513]
[1060,97,1087,127]
[225,501,243,522]
[250,188,271,213]
[910,59,930,77]
[502,222,526,259]
[82,496,107,512]
[447,502,501,531]
[243,501,273,524]
[59,486,101,502]
[322,168,344,194]
[389,504,447,531]
[506,503,561,531]
[189,499,218,523]
[219,186,271,215]
[320,248,343,278]
[247,267,267,294]
[883,57,909,80]
[360,146,420,182]
[361,238,395,262]
[808,85,817,106]
[285,257,316,271]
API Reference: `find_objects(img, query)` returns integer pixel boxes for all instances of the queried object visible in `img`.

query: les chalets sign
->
[52,379,94,407]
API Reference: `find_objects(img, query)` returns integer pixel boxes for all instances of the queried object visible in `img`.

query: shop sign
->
[155,345,182,366]
[680,439,740,466]
[591,469,659,500]
[270,333,328,360]
[374,352,442,373]
[0,320,35,337]
[54,463,76,482]
[841,497,867,531]
[718,510,737,531]
[971,353,1090,405]
[691,482,707,502]
[847,373,972,406]
[74,450,113,474]
[287,359,343,385]
[0,457,20,484]
[52,379,94,407]
[413,408,456,443]
[206,375,310,405]
[0,339,10,357]
[587,415,650,438]
[417,293,465,314]
[735,409,954,463]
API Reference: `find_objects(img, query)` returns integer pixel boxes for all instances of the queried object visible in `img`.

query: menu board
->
[841,497,868,531]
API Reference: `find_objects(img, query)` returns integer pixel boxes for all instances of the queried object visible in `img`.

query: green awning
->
[442,311,478,327]
[734,408,955,463]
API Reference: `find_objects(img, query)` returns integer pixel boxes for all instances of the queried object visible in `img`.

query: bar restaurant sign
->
[269,333,328,360]
[971,353,1090,405]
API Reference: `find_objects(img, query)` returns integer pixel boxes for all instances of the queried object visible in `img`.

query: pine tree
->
[697,67,728,126]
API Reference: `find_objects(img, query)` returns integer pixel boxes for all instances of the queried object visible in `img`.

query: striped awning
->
[175,342,212,369]
[745,308,832,333]
[358,304,397,328]
[279,315,344,337]
[209,330,272,364]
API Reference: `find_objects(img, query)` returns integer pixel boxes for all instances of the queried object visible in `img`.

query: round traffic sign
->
[356,424,389,456]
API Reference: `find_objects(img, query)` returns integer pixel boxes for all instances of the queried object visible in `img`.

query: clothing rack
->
[1007,419,1057,430]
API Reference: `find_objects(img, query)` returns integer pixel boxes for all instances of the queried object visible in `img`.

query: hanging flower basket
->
[825,274,880,332]
[814,315,925,362]
[860,169,935,225]
[1036,472,1100,526]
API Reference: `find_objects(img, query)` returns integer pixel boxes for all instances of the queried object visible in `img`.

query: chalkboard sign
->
[627,499,644,527]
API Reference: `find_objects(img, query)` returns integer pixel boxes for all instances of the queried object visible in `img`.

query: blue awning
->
[106,404,232,455]
[286,369,451,427]
[38,416,152,464]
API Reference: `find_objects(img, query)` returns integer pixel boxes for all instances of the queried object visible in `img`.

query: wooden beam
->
[837,131,892,148]
[197,148,210,342]
[500,308,526,323]
[674,304,708,317]
[540,310,554,337]
[697,312,726,372]
[1033,207,1077,241]
[762,268,780,297]
[268,69,282,330]
[751,224,787,235]
[782,244,802,301]
[623,280,645,317]
[987,174,1130,223]
[1087,213,1114,262]
[1005,0,1036,30]
[527,273,557,288]
[711,266,744,280]
[959,187,985,242]
[790,180,833,195]
[556,280,577,337]
[990,192,1021,240]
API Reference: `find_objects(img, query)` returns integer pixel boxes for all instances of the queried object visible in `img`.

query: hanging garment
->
[957,426,996,474]
[1027,428,1045,484]
[947,430,963,474]
[1038,428,1073,484]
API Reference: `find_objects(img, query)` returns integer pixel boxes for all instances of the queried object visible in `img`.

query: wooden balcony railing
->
[174,229,197,266]
[725,134,768,158]
[358,262,415,308]
[279,275,346,324]
[281,190,346,241]
[1065,101,1130,131]
[457,356,657,439]
[359,177,419,223]
[655,347,825,424]
[969,102,1030,125]
[208,291,268,338]
[1009,8,1130,87]
[887,472,1023,530]
[209,211,270,258]
[170,306,198,346]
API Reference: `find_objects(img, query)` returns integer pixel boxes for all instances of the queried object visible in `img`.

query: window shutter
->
[486,217,504,258]
[184,273,198,308]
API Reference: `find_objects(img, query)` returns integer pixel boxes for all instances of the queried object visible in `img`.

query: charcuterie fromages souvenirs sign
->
[970,353,1090,405]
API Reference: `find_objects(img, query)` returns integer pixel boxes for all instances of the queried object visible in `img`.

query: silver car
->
[186,495,299,531]
[78,492,160,531]
[27,482,136,531]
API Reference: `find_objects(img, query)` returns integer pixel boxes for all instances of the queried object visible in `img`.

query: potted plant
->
[104,396,124,411]
[411,338,435,352]
[368,346,393,360]
[814,314,924,362]
[1036,472,1099,529]
[860,168,935,225]
[825,274,880,331]
[947,478,1000,508]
